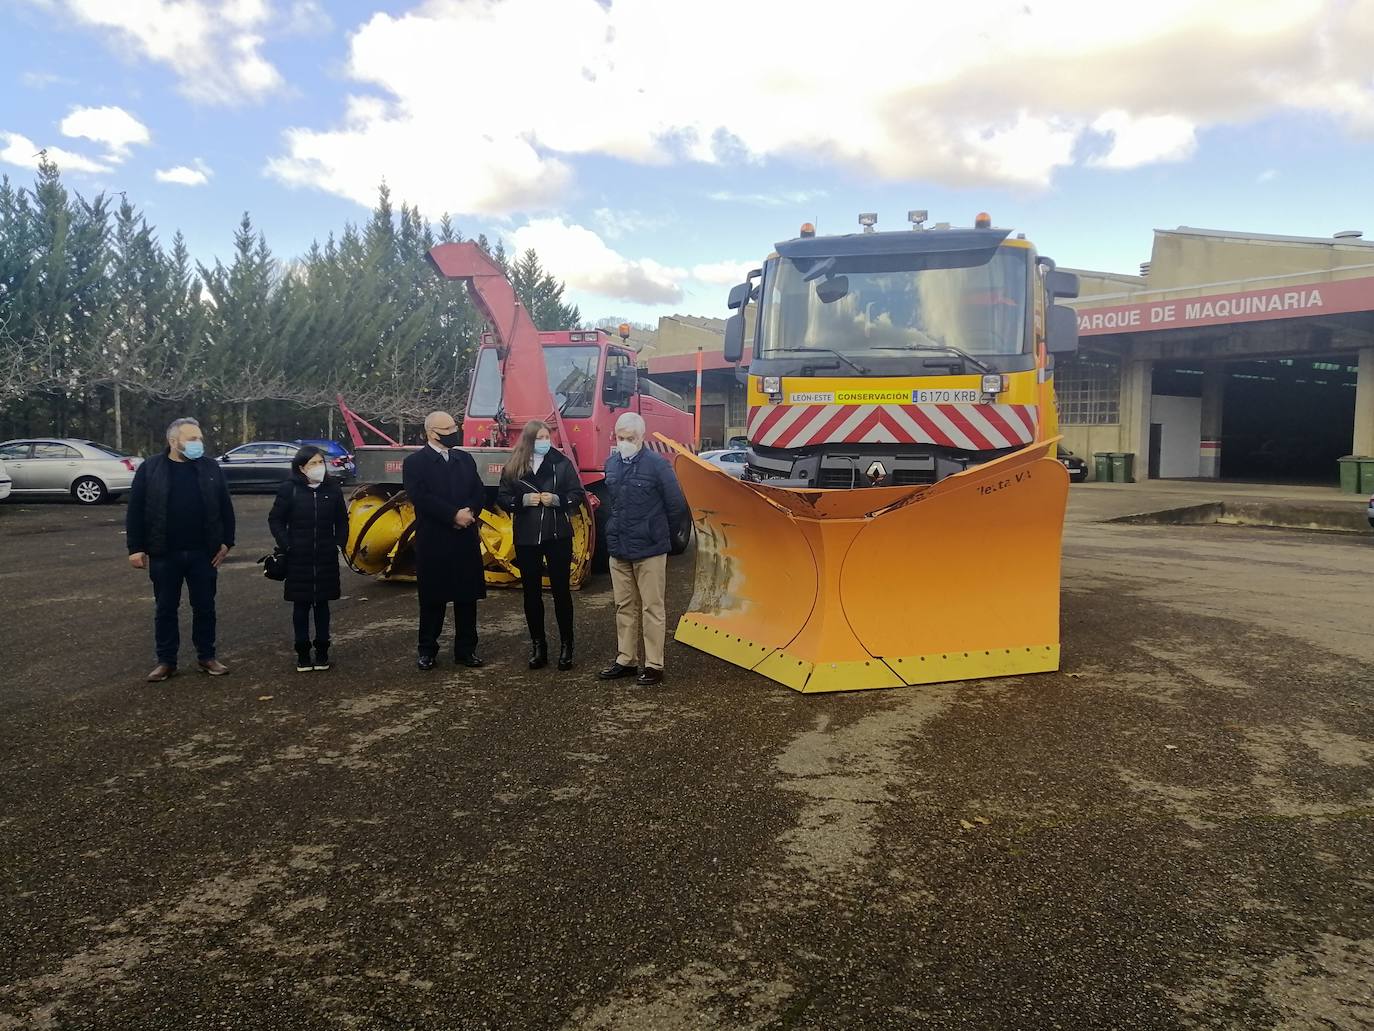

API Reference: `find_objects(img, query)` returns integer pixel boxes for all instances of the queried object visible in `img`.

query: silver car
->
[699,448,748,478]
[0,438,142,504]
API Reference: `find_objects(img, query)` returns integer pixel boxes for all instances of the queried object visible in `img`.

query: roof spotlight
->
[858,212,878,233]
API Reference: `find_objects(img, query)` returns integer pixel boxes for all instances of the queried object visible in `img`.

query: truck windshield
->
[544,346,601,418]
[760,247,1028,358]
[465,345,602,419]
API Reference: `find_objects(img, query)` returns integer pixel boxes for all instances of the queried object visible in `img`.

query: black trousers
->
[148,549,217,665]
[292,601,331,645]
[418,600,478,660]
[515,537,574,643]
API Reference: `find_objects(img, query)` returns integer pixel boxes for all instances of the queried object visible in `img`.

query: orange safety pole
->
[694,346,703,451]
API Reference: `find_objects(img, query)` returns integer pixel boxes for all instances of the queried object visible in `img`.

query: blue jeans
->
[148,550,218,665]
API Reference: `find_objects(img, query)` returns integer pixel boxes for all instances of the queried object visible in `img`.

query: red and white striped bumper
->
[746,402,1038,452]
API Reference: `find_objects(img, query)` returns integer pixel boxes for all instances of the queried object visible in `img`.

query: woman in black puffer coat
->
[268,446,349,672]
[496,420,585,672]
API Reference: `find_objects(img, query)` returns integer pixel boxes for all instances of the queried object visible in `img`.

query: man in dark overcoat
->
[403,411,488,670]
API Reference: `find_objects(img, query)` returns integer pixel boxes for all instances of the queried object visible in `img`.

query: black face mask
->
[435,430,461,449]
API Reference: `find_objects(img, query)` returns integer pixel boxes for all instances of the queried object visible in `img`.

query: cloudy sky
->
[4,0,1374,324]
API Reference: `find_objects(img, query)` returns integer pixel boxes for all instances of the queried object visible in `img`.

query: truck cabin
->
[729,222,1077,381]
[462,330,687,464]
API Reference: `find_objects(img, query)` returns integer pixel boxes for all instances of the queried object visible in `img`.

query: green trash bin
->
[1358,458,1374,494]
[1338,455,1360,493]
[1093,453,1112,482]
[1110,452,1136,484]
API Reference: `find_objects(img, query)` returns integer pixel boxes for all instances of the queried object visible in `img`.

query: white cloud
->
[591,207,671,241]
[708,189,827,208]
[0,131,109,174]
[1257,168,1279,183]
[691,260,754,287]
[1087,111,1197,169]
[60,105,151,159]
[44,0,284,104]
[267,0,1374,217]
[155,161,211,186]
[510,219,686,305]
[20,71,74,89]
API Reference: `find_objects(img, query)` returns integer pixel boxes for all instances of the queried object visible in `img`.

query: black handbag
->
[259,549,288,581]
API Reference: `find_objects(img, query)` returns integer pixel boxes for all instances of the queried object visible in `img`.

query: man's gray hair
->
[614,412,646,439]
[166,417,200,444]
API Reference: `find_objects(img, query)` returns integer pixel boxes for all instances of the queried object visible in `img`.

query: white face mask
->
[305,464,326,484]
[616,439,641,460]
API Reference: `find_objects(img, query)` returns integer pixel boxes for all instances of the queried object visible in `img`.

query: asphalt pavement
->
[1,492,1372,1030]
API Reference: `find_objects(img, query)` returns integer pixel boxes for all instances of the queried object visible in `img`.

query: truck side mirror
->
[603,366,638,408]
[724,313,745,364]
[1047,304,1079,353]
[727,282,751,311]
[1045,269,1079,299]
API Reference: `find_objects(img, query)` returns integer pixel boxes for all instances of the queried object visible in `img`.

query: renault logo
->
[866,461,887,483]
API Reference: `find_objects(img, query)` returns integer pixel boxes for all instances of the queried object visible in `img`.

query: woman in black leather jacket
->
[496,421,585,671]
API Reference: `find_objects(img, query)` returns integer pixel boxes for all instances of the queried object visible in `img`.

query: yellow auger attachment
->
[346,485,416,578]
[346,485,595,590]
[667,440,1069,693]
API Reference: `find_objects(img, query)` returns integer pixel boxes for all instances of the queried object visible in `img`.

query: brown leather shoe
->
[146,663,177,683]
[198,658,230,676]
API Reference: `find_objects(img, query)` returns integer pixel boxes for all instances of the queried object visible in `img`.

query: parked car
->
[1057,446,1088,483]
[700,448,748,478]
[0,458,11,502]
[217,441,300,491]
[293,438,356,482]
[0,438,142,504]
[727,435,749,450]
[1367,490,1373,529]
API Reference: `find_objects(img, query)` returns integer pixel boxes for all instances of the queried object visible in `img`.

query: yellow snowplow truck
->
[670,212,1080,693]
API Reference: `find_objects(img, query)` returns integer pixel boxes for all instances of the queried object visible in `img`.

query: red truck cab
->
[462,329,693,484]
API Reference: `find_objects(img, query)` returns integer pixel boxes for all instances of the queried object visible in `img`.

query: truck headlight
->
[980,374,1006,395]
[762,376,782,395]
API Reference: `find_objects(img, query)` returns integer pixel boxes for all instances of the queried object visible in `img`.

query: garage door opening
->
[1220,356,1357,483]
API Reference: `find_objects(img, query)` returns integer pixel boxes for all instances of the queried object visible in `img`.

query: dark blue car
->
[293,439,356,482]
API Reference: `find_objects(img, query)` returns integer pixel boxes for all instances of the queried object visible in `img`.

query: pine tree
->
[201,213,289,443]
[509,248,582,330]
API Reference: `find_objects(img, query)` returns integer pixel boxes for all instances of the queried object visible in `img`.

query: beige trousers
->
[609,553,668,670]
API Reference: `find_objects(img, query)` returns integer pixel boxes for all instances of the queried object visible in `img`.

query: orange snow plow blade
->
[667,439,1069,693]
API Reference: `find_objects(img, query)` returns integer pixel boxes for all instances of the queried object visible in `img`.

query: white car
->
[700,448,748,478]
[0,459,10,501]
[1367,491,1373,529]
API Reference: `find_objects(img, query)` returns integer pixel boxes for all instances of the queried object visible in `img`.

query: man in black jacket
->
[126,417,236,682]
[402,411,487,671]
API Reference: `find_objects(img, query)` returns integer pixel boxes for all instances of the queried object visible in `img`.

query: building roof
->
[1161,226,1374,249]
[661,314,726,334]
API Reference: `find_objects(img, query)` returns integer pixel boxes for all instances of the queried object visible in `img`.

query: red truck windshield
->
[467,345,602,419]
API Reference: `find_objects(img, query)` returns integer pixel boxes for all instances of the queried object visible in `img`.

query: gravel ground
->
[1,493,1371,1030]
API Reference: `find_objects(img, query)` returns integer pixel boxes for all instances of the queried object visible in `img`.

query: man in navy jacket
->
[597,412,689,686]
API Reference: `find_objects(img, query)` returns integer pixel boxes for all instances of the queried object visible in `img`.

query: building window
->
[727,382,747,426]
[1055,354,1120,424]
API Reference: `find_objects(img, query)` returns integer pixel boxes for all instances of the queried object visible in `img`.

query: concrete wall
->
[1151,394,1202,478]
[1147,231,1374,291]
[654,318,720,360]
[1059,424,1124,474]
